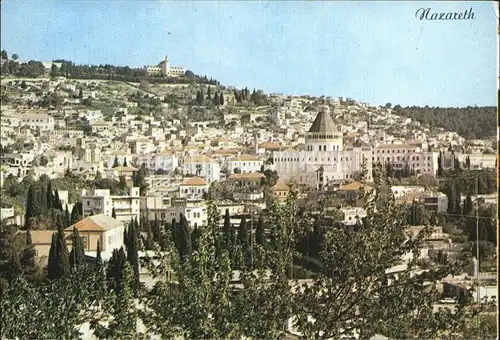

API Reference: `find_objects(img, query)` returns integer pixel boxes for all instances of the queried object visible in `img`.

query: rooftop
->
[66,214,123,232]
[308,105,338,134]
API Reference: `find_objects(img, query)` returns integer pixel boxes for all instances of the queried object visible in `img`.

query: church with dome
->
[273,105,373,188]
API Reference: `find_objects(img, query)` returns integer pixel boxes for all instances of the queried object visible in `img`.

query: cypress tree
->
[145,220,154,250]
[64,205,71,227]
[112,207,117,219]
[178,214,192,261]
[113,156,119,168]
[96,240,102,266]
[39,186,48,215]
[20,230,38,280]
[152,214,159,243]
[223,209,231,246]
[255,215,267,246]
[220,92,224,105]
[53,189,63,210]
[464,193,473,216]
[70,203,82,225]
[69,227,85,270]
[47,233,58,279]
[107,248,127,294]
[55,225,70,278]
[123,158,128,167]
[191,223,202,252]
[123,226,128,249]
[437,152,443,177]
[213,92,220,106]
[126,221,140,285]
[238,217,248,248]
[170,218,178,248]
[25,185,41,228]
[47,181,54,210]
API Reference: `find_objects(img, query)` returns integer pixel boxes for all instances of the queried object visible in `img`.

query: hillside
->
[392,105,496,140]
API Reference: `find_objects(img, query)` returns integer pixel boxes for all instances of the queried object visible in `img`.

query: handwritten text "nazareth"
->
[415,8,475,21]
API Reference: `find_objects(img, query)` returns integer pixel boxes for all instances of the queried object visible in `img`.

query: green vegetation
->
[393,105,496,139]
[1,171,493,338]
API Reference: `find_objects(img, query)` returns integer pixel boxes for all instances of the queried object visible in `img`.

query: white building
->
[340,207,367,225]
[227,155,263,175]
[66,214,124,261]
[0,153,35,177]
[144,54,186,77]
[1,110,55,131]
[167,198,208,226]
[273,105,373,188]
[154,151,179,174]
[81,187,141,224]
[183,155,221,184]
[372,142,439,176]
[178,177,209,199]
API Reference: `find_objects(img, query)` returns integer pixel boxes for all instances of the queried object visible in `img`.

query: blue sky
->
[1,1,497,107]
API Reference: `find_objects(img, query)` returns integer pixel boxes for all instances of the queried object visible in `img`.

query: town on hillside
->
[0,49,497,339]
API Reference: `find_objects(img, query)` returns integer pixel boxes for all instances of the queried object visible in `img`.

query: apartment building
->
[81,187,141,224]
[372,142,439,176]
[226,155,263,175]
[183,154,221,184]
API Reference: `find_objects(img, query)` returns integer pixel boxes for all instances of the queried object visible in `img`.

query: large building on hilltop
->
[144,54,186,77]
[273,105,373,188]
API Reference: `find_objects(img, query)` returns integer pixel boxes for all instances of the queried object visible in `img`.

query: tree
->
[12,53,18,60]
[46,181,54,210]
[222,209,232,246]
[437,152,443,177]
[47,226,70,280]
[126,220,140,286]
[1,49,7,60]
[132,163,149,195]
[112,156,119,168]
[25,185,41,229]
[220,92,225,106]
[112,207,117,219]
[50,64,59,78]
[145,220,154,250]
[213,92,221,106]
[70,203,82,225]
[19,230,40,281]
[92,260,140,338]
[463,193,473,216]
[69,227,85,270]
[291,173,475,339]
[123,158,128,167]
[177,214,192,261]
[1,265,107,339]
[255,215,267,247]
[96,240,102,265]
[196,90,204,106]
[21,80,27,89]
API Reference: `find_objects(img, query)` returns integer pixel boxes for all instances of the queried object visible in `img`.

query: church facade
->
[273,105,373,188]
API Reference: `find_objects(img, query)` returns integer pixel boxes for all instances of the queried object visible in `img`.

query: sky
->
[1,1,497,107]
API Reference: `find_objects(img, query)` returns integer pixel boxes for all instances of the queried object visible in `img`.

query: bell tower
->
[163,54,170,75]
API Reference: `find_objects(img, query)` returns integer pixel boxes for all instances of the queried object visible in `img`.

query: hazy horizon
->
[1,1,497,107]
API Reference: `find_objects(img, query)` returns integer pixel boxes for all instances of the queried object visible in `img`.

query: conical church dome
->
[308,105,338,133]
